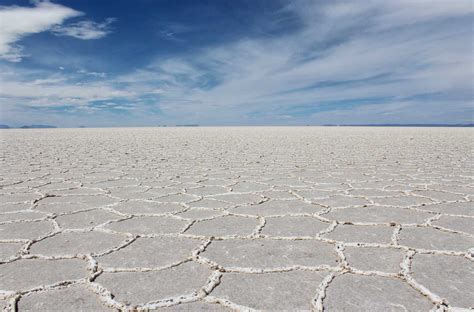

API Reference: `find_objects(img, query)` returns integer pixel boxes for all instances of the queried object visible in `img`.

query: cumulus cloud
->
[0,0,81,61]
[52,18,116,40]
[0,1,115,62]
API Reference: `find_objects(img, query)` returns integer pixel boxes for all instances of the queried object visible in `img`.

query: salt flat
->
[0,127,473,311]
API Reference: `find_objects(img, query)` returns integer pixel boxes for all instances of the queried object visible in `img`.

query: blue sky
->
[0,0,473,127]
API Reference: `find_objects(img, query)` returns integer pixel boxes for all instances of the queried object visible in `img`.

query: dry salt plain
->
[0,127,473,312]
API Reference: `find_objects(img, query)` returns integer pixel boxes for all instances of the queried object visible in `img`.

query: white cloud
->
[31,76,67,85]
[158,22,193,42]
[0,66,132,109]
[0,1,82,61]
[0,80,131,103]
[77,69,107,78]
[309,101,473,125]
[1,0,473,126]
[116,0,473,124]
[52,18,116,40]
[148,89,164,95]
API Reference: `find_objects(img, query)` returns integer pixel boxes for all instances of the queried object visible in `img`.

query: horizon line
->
[1,123,473,129]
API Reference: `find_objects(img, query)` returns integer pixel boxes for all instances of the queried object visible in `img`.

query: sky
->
[0,0,473,127]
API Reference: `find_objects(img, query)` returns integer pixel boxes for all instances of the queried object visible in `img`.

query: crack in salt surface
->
[0,127,473,311]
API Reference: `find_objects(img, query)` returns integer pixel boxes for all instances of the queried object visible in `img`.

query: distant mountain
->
[0,125,10,129]
[20,125,57,129]
[322,124,474,127]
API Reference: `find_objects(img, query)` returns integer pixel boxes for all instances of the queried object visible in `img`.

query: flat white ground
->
[0,127,473,311]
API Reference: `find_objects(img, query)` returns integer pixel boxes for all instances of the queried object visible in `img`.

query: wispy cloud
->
[52,18,116,40]
[158,22,193,42]
[1,0,472,126]
[77,69,107,78]
[0,1,81,61]
[0,64,132,110]
[118,0,473,124]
